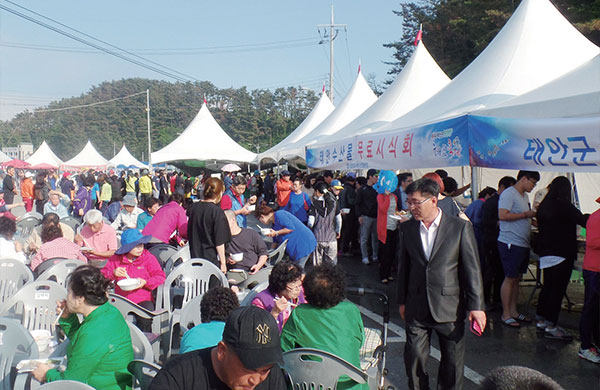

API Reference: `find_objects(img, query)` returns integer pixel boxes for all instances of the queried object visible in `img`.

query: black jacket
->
[397,213,484,323]
[536,197,588,260]
[355,185,378,218]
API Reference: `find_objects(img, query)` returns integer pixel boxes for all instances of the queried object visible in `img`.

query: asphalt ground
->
[338,253,600,390]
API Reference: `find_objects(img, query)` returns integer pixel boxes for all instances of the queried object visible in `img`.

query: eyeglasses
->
[528,178,538,187]
[406,197,433,207]
[286,282,302,292]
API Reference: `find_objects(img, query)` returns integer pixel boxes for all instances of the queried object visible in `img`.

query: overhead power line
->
[0,38,318,55]
[0,2,196,82]
[33,91,146,113]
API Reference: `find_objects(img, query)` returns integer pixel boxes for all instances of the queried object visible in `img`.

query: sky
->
[0,1,406,121]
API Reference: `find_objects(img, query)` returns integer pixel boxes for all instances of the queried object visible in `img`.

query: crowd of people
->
[0,163,598,390]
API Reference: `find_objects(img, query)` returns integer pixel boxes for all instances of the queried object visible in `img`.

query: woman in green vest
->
[32,265,134,390]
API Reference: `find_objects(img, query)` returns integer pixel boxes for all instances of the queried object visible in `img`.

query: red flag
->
[414,25,422,46]
[322,84,326,93]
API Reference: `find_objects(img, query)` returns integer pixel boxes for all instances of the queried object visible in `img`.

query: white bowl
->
[341,208,350,214]
[231,253,244,262]
[260,228,271,236]
[246,204,256,211]
[117,278,140,291]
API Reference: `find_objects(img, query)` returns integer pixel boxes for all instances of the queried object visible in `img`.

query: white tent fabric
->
[62,140,109,170]
[25,140,63,168]
[475,54,600,119]
[318,41,451,146]
[109,145,147,168]
[152,103,256,164]
[257,92,334,163]
[0,149,11,163]
[376,0,599,134]
[277,71,377,161]
[473,54,600,215]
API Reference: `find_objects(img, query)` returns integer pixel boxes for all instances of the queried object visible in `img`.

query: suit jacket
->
[397,212,484,323]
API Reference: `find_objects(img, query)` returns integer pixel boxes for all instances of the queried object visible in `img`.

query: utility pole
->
[146,89,152,170]
[318,5,346,103]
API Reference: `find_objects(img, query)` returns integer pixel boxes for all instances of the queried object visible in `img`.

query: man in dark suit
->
[398,178,486,390]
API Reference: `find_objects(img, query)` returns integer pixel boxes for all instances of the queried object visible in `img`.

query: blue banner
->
[306,116,470,170]
[469,116,600,172]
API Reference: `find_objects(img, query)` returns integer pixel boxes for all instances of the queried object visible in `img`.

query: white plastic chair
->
[59,217,81,233]
[163,245,191,275]
[0,258,34,305]
[20,212,42,222]
[128,360,161,390]
[283,348,368,390]
[0,317,39,390]
[236,266,272,291]
[108,294,169,362]
[0,281,67,336]
[127,321,155,363]
[177,294,203,334]
[36,259,86,287]
[268,239,288,265]
[240,280,269,307]
[16,217,41,238]
[147,244,178,269]
[37,380,95,389]
[155,259,228,314]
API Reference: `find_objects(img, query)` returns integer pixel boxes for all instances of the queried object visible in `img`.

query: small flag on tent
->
[203,94,207,104]
[322,84,326,93]
[414,24,423,46]
[358,60,361,74]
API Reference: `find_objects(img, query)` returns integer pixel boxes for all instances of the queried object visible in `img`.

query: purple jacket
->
[73,186,92,216]
[252,287,306,332]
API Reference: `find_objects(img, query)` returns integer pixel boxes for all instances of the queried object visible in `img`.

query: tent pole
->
[567,172,580,209]
[146,89,152,171]
[470,166,479,205]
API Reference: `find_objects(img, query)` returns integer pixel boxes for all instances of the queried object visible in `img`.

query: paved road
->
[338,254,600,390]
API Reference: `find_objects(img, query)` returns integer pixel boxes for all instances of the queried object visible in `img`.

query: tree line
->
[0,78,319,161]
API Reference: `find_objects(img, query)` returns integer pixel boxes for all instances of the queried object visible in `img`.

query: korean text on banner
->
[469,116,600,172]
[306,115,470,170]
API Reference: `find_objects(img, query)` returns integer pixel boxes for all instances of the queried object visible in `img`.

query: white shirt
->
[0,236,28,264]
[419,208,442,261]
[111,207,144,230]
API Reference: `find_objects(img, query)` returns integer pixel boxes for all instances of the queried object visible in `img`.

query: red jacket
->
[584,209,600,272]
[101,249,166,304]
[276,179,293,207]
[377,193,398,244]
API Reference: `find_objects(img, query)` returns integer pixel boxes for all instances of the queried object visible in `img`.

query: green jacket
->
[280,301,367,390]
[46,302,134,390]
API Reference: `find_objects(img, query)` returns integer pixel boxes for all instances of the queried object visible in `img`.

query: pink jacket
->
[101,249,166,304]
[142,201,188,244]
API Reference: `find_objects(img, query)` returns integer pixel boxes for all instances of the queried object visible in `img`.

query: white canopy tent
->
[152,103,256,166]
[470,53,600,214]
[0,149,11,163]
[476,54,600,119]
[25,140,63,168]
[277,70,377,162]
[314,41,451,146]
[305,0,600,212]
[257,92,334,164]
[372,0,600,135]
[62,140,109,171]
[109,145,147,169]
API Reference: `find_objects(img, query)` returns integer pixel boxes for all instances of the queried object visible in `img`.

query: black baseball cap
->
[367,169,378,178]
[222,306,283,370]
